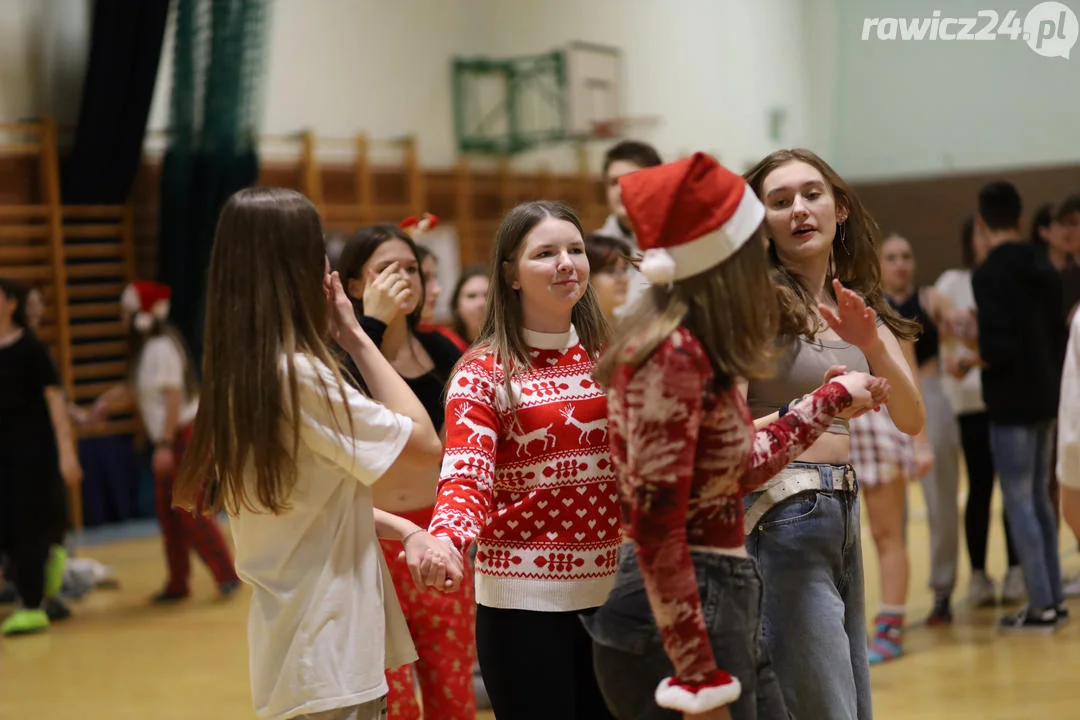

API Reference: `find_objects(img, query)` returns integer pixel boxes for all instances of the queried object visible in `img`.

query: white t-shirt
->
[934,269,985,415]
[230,354,417,720]
[134,335,199,441]
[1059,312,1080,490]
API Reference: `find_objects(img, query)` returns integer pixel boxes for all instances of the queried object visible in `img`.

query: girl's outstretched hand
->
[819,279,880,352]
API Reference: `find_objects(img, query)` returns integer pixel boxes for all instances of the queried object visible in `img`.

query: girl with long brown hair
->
[337,223,475,720]
[742,149,925,720]
[173,187,456,720]
[427,201,617,720]
[585,154,886,720]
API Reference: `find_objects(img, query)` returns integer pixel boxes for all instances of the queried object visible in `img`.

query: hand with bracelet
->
[374,508,464,592]
[400,527,464,592]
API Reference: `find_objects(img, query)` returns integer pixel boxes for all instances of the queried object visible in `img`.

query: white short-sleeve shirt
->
[934,269,985,415]
[230,353,417,720]
[134,335,199,441]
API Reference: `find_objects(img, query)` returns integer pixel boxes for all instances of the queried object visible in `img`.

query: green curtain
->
[158,0,270,358]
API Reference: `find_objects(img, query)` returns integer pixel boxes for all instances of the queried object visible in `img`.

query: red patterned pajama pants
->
[156,425,239,595]
[382,506,476,720]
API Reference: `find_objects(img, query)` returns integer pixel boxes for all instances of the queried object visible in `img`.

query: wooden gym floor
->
[2,487,1078,720]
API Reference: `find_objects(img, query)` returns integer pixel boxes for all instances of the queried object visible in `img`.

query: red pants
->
[156,426,239,594]
[382,506,476,720]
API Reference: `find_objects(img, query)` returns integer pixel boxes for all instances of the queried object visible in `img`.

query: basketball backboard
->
[565,42,623,138]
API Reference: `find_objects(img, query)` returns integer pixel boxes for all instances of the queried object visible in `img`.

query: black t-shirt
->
[0,330,68,543]
[1061,257,1080,321]
[343,317,463,433]
[0,330,60,451]
[973,242,1066,425]
[889,290,939,367]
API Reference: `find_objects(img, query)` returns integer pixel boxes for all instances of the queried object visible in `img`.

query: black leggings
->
[0,545,49,609]
[476,604,615,720]
[960,412,1019,571]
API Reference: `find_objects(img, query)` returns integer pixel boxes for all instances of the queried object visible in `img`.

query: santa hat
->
[399,212,439,237]
[120,281,171,333]
[619,152,765,284]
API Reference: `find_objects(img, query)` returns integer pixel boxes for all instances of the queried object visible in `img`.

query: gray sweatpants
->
[919,375,962,596]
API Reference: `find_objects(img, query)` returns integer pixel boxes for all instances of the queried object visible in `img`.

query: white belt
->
[744,465,857,536]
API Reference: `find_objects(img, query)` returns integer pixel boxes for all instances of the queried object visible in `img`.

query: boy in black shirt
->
[972,181,1067,631]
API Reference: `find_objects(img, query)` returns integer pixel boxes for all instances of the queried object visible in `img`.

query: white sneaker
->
[967,571,997,608]
[1063,575,1080,598]
[1001,567,1027,605]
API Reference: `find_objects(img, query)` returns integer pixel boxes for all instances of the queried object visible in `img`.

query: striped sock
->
[868,609,905,665]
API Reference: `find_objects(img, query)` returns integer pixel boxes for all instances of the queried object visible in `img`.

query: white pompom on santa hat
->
[399,212,439,237]
[619,152,766,284]
[120,281,172,333]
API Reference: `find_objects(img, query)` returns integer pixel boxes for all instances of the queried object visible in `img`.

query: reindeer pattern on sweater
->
[429,328,620,612]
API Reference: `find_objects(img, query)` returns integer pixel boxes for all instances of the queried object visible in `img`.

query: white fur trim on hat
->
[134,313,155,333]
[639,248,677,284]
[120,284,141,314]
[655,676,742,713]
[660,185,765,282]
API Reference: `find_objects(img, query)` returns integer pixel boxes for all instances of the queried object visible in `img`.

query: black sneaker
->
[150,588,189,604]
[926,594,952,626]
[998,607,1059,634]
[43,596,72,621]
[1056,604,1070,625]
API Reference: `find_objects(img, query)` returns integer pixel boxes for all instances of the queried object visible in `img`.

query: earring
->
[837,224,849,254]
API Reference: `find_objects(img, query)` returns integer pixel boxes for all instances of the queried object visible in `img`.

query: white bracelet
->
[401,529,424,544]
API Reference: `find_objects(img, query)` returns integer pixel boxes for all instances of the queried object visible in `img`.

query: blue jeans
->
[744,463,871,720]
[584,544,788,720]
[989,421,1063,611]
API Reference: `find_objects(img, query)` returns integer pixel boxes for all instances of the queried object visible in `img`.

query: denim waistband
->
[616,541,758,580]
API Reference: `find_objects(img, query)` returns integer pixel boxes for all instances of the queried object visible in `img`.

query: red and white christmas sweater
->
[429,326,619,611]
[608,328,852,712]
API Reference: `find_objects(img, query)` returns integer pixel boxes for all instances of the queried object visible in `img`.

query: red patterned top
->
[608,328,852,698]
[429,326,619,611]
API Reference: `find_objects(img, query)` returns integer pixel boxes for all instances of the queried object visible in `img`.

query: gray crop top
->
[747,335,870,436]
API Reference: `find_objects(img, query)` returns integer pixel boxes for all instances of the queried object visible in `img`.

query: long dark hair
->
[744,149,918,342]
[0,277,30,330]
[1030,203,1054,250]
[337,224,426,330]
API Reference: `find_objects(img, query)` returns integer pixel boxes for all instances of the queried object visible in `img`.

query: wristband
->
[779,395,803,417]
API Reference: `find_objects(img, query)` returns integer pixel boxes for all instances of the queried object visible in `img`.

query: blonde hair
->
[175,188,353,514]
[595,236,779,390]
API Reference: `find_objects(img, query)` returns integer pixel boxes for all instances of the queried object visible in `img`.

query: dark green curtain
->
[158,0,269,357]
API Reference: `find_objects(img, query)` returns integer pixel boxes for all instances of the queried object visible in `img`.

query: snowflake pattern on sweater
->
[608,328,852,687]
[429,327,620,612]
